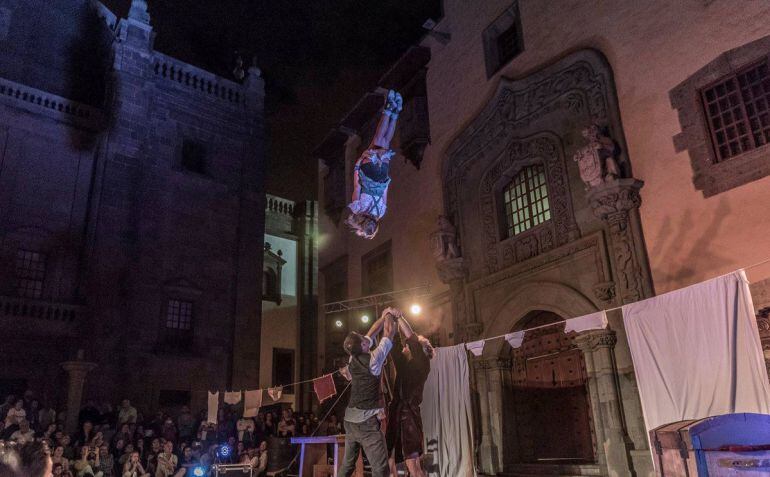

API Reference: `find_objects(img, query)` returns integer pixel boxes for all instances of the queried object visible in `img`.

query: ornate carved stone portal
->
[437,49,653,477]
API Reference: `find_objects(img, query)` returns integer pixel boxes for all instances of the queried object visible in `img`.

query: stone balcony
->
[0,296,85,337]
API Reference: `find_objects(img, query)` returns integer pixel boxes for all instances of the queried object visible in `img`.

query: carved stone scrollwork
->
[436,258,466,284]
[592,281,616,304]
[588,178,650,303]
[575,329,617,352]
[473,358,512,371]
[463,322,484,341]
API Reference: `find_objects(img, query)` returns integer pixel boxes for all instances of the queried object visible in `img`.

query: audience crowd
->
[0,391,344,477]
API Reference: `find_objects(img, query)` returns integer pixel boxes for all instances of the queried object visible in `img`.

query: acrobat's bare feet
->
[394,92,403,113]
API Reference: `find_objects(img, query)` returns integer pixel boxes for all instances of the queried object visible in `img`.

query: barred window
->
[15,250,46,299]
[702,60,770,162]
[503,164,551,238]
[496,22,522,66]
[165,300,193,330]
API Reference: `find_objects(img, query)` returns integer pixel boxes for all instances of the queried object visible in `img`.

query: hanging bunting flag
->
[313,373,337,404]
[207,391,219,424]
[224,391,242,405]
[339,366,352,382]
[564,311,609,333]
[243,389,263,418]
[465,340,485,356]
[268,386,283,401]
[504,331,525,349]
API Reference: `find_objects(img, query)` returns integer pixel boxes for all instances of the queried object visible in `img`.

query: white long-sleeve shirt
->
[344,336,392,423]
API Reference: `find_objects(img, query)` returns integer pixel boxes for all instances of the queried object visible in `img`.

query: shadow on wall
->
[649,197,733,289]
[65,2,116,150]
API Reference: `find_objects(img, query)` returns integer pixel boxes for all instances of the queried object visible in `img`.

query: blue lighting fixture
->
[217,444,232,459]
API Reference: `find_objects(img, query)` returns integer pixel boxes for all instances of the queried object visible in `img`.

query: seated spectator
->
[118,445,134,469]
[175,408,194,444]
[5,400,26,430]
[27,400,41,432]
[38,403,57,433]
[111,440,125,463]
[178,447,196,472]
[0,396,15,425]
[117,403,137,427]
[73,422,95,449]
[249,442,267,477]
[121,452,148,477]
[73,446,102,477]
[262,415,274,438]
[143,439,160,476]
[10,420,35,444]
[52,445,70,471]
[97,445,114,477]
[53,462,67,477]
[154,442,179,477]
[38,423,57,440]
[159,420,176,445]
[276,410,294,438]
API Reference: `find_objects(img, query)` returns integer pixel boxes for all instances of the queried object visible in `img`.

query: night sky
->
[102,0,442,202]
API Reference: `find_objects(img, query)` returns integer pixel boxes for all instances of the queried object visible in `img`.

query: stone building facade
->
[260,195,318,412]
[315,1,770,476]
[0,0,266,417]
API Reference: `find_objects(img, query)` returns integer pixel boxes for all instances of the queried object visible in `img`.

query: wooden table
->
[290,435,363,477]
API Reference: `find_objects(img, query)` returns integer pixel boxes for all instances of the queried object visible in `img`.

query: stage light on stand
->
[360,314,370,324]
[410,304,422,315]
[335,320,343,328]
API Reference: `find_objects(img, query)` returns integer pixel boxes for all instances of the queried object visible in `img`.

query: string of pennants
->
[206,369,351,424]
[463,310,609,356]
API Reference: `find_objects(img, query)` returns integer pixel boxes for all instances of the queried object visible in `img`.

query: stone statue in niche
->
[431,215,461,261]
[573,124,622,189]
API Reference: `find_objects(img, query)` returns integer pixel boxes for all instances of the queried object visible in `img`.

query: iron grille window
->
[15,250,46,299]
[702,61,770,162]
[503,164,551,238]
[165,300,193,330]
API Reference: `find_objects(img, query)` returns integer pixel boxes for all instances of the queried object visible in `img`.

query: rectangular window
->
[181,140,207,174]
[702,60,770,162]
[362,242,392,295]
[504,164,551,238]
[273,348,295,395]
[166,300,193,330]
[497,23,522,66]
[15,249,46,299]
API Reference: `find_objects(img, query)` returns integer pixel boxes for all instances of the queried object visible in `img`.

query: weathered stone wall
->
[318,0,770,475]
[0,1,265,413]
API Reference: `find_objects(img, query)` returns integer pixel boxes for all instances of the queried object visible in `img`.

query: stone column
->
[588,178,654,303]
[436,257,477,343]
[487,358,511,473]
[472,360,497,475]
[576,330,631,477]
[60,353,97,433]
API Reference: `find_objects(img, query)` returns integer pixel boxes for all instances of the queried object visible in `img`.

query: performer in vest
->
[339,308,398,477]
[345,90,402,239]
[386,310,433,477]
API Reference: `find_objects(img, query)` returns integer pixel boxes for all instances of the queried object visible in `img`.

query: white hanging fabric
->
[465,340,485,356]
[207,391,219,424]
[224,391,242,405]
[504,331,525,348]
[622,270,770,435]
[421,344,477,477]
[564,311,608,333]
[243,390,262,418]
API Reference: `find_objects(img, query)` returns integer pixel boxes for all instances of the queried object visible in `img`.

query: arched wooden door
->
[505,311,596,465]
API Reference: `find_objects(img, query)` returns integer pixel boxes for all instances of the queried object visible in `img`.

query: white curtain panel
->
[622,270,770,434]
[421,344,477,477]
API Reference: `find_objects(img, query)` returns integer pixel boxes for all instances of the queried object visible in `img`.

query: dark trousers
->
[340,417,389,477]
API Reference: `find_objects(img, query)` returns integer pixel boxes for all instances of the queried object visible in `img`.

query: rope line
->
[464,261,770,347]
